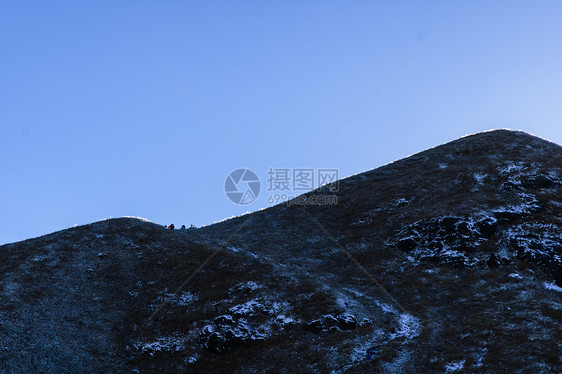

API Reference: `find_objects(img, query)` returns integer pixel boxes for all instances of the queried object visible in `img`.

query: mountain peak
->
[1,130,561,373]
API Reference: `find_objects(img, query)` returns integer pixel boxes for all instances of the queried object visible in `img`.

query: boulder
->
[487,254,500,268]
[521,174,560,189]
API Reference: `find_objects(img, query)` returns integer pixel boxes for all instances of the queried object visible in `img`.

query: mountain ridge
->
[1,129,561,373]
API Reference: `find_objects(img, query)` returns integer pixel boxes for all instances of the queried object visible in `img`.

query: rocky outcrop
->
[304,313,359,333]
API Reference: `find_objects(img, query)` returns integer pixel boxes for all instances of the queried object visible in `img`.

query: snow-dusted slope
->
[1,130,561,373]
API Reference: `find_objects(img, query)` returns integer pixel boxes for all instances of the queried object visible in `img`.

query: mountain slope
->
[1,130,561,373]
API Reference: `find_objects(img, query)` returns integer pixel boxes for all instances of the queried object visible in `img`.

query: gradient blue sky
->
[1,1,562,244]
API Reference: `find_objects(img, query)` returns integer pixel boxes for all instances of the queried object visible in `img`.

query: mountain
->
[1,129,561,373]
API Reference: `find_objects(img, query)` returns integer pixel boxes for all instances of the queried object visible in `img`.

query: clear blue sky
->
[1,1,561,244]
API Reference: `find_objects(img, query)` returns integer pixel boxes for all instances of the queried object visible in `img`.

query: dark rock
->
[521,174,559,189]
[487,254,500,268]
[456,221,470,236]
[396,237,418,251]
[443,256,469,268]
[500,181,520,191]
[304,314,358,332]
[200,323,261,354]
[393,215,497,267]
[205,332,224,352]
[214,315,234,326]
[304,319,323,333]
[441,217,458,235]
[477,217,498,238]
[323,315,339,328]
[493,210,525,223]
[511,235,562,278]
[366,345,382,360]
[454,240,477,253]
[222,329,240,350]
[553,269,562,288]
[336,313,358,330]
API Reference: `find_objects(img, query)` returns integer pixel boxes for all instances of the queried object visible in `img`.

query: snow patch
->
[444,359,465,372]
[122,216,153,222]
[544,282,562,292]
[498,161,524,175]
[342,287,365,298]
[229,299,285,316]
[336,293,355,309]
[391,314,421,340]
[275,314,294,325]
[375,301,395,314]
[229,300,261,316]
[135,335,188,357]
[174,292,198,306]
[473,172,487,184]
[231,281,262,293]
[395,198,409,206]
[473,347,487,368]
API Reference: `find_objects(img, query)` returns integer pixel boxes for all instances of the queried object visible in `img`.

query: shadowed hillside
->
[1,130,561,373]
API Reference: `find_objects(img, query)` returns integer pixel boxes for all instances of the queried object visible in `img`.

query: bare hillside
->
[1,130,561,373]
